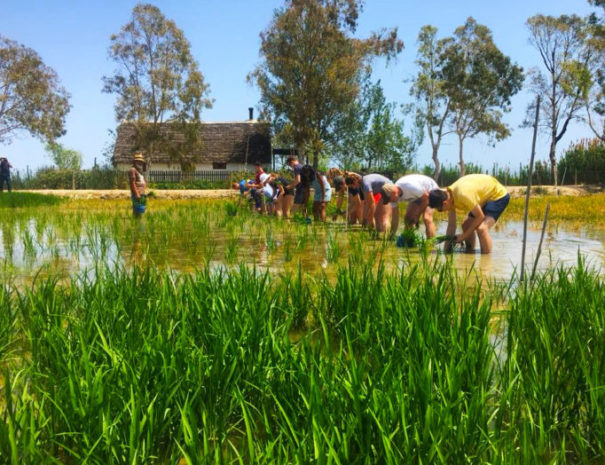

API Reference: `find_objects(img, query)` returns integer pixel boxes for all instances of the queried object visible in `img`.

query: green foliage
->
[0,192,63,208]
[1,256,605,462]
[525,14,592,184]
[44,142,82,170]
[442,18,524,176]
[558,138,605,183]
[248,0,402,166]
[15,166,127,189]
[0,34,70,144]
[102,3,212,165]
[332,78,419,171]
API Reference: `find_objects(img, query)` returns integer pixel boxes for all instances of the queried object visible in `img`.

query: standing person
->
[129,152,147,218]
[0,157,12,193]
[381,174,439,237]
[310,169,331,222]
[360,173,393,231]
[428,174,510,254]
[285,156,305,216]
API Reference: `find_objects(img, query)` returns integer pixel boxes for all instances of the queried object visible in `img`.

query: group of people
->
[235,155,510,254]
[128,151,510,254]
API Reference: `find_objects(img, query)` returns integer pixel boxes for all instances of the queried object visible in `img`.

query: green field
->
[1,193,605,463]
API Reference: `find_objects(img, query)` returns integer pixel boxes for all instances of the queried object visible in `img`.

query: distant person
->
[381,174,439,237]
[285,156,305,216]
[428,174,510,254]
[0,157,12,193]
[310,169,331,222]
[129,152,147,218]
[249,162,266,213]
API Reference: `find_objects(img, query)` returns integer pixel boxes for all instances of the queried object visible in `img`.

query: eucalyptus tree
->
[525,14,592,185]
[410,25,453,181]
[249,0,402,167]
[103,3,212,167]
[0,35,70,145]
[585,0,605,141]
[441,18,523,176]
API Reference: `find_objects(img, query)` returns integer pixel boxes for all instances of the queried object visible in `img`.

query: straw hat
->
[132,152,146,163]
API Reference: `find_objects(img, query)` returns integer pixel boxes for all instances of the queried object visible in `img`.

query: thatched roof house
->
[112,120,272,171]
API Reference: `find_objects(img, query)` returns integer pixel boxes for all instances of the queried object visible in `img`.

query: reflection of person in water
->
[1,221,15,261]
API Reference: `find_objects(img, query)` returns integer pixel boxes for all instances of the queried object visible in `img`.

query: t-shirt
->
[361,174,392,193]
[255,170,266,184]
[292,163,303,186]
[449,174,508,212]
[394,174,439,202]
[238,179,251,194]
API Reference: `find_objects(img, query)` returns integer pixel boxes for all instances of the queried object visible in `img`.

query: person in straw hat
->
[129,152,147,218]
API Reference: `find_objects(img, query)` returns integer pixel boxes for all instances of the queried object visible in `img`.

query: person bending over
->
[381,174,439,237]
[428,174,509,254]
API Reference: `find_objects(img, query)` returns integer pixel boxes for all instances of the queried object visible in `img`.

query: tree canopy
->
[248,0,403,167]
[0,35,70,145]
[525,14,592,185]
[441,18,524,176]
[102,3,212,166]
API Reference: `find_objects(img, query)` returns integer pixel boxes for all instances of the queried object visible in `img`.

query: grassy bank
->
[0,260,604,463]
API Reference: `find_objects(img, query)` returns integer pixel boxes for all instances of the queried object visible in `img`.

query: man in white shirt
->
[381,174,439,237]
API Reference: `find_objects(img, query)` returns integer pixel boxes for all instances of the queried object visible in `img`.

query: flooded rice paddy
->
[0,197,604,282]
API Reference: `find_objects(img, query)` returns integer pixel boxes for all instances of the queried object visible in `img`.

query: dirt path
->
[19,185,605,200]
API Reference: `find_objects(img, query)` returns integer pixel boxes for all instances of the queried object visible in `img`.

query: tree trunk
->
[432,146,441,182]
[458,136,465,177]
[549,137,557,187]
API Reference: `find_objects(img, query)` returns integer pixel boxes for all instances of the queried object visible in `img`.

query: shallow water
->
[1,208,604,284]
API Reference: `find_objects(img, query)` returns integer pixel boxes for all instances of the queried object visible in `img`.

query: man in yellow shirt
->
[428,174,510,254]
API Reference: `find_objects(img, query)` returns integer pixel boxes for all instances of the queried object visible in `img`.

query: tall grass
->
[1,259,604,463]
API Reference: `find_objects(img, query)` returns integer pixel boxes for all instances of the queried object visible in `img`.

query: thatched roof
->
[112,121,272,166]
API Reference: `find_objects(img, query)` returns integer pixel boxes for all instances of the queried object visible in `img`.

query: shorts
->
[294,186,305,204]
[131,195,147,214]
[469,193,510,222]
[313,177,332,202]
[282,186,295,196]
[348,187,365,200]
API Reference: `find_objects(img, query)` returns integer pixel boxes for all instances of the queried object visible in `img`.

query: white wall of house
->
[115,162,261,171]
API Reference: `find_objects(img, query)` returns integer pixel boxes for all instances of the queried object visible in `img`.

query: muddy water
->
[1,216,604,282]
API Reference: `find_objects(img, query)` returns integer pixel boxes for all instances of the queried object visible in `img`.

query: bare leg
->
[476,217,496,254]
[374,202,391,232]
[363,197,375,228]
[461,215,477,251]
[423,207,436,238]
[282,195,294,218]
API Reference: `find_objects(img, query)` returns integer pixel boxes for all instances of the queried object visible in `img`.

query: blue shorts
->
[470,193,509,222]
[131,195,147,214]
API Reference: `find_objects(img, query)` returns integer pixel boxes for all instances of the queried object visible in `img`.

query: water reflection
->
[0,214,604,282]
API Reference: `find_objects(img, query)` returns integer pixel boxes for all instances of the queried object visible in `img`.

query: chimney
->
[248,107,254,120]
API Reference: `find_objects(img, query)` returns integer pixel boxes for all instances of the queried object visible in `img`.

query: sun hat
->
[133,152,146,163]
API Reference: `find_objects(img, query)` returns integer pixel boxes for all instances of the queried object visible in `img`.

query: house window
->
[212,162,227,170]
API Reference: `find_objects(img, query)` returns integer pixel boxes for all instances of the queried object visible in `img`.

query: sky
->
[0,0,597,175]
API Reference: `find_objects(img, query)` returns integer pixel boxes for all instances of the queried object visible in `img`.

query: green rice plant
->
[326,232,340,263]
[496,256,605,462]
[0,192,63,208]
